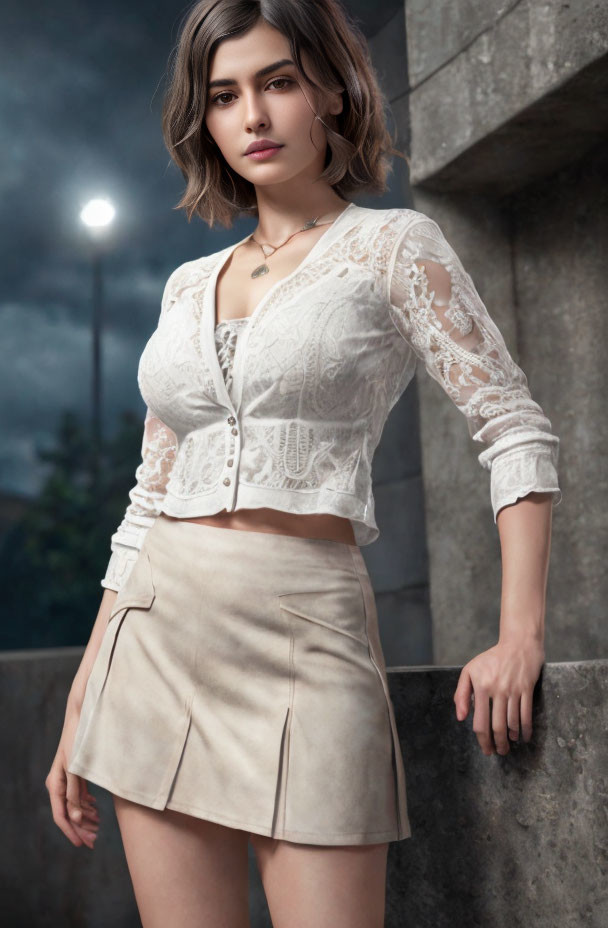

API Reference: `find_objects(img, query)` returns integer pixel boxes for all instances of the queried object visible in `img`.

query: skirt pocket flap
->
[109,549,156,621]
[278,588,368,647]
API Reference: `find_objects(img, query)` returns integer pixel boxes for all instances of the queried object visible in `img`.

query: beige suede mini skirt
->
[68,514,411,845]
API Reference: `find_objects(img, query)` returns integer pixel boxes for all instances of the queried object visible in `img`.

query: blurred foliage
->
[0,408,144,649]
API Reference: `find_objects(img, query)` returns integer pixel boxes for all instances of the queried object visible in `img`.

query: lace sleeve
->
[386,213,562,524]
[101,272,180,592]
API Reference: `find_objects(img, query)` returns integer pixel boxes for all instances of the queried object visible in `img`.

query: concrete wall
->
[404,0,608,663]
[407,0,608,192]
[363,7,436,668]
[4,649,607,926]
[510,141,608,658]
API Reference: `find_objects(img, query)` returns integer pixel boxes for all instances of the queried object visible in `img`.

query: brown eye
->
[211,91,235,106]
[210,77,293,107]
[267,78,293,91]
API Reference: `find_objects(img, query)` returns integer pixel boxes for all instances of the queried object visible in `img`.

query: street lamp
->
[80,197,116,492]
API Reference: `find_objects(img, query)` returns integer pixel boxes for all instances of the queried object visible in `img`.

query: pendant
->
[251,263,270,278]
[249,216,321,278]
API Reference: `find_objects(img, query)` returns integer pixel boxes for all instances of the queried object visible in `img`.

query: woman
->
[46,1,561,925]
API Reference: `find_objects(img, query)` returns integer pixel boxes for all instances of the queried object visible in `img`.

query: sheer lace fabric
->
[102,317,251,591]
[102,408,179,591]
[386,215,561,523]
[215,318,250,396]
[101,205,561,591]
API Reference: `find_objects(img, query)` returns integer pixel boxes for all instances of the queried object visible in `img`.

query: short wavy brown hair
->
[161,0,407,229]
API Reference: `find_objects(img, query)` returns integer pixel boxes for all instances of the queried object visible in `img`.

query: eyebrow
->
[208,58,296,90]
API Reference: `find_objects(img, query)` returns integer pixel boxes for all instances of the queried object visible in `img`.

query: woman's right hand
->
[46,587,118,848]
[45,702,101,850]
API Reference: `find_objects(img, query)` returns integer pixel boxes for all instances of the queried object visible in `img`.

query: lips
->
[244,139,283,154]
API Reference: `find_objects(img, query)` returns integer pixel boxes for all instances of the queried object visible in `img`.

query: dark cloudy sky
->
[1,0,401,499]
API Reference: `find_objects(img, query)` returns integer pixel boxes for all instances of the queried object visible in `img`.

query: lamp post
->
[79,197,116,494]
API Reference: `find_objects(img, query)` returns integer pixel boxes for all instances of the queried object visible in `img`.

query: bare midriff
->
[161,508,357,545]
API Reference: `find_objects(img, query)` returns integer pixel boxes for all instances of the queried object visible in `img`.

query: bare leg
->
[250,833,389,928]
[113,794,251,928]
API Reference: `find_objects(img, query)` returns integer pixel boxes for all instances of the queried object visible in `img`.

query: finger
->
[66,804,98,849]
[66,772,99,847]
[472,689,494,755]
[66,772,85,826]
[76,807,100,831]
[47,777,86,847]
[73,821,99,848]
[79,799,99,818]
[520,688,534,742]
[79,779,100,823]
[454,668,473,721]
[507,694,521,741]
[78,779,101,845]
[491,694,509,755]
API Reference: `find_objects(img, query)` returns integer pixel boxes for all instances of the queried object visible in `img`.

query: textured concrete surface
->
[3,650,606,926]
[406,0,608,190]
[508,140,608,660]
[413,54,608,195]
[407,0,520,88]
[403,1,607,665]
[386,657,608,928]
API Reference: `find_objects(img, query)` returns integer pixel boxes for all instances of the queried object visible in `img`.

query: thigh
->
[113,794,251,928]
[250,833,389,928]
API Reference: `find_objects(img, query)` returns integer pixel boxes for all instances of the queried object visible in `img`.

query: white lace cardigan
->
[101,202,561,591]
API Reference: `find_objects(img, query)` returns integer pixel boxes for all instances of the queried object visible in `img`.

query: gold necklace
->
[247,206,349,279]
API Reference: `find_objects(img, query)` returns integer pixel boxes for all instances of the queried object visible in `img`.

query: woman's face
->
[204,19,342,194]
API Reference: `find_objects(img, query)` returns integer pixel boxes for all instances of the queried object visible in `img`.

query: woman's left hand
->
[453,636,545,755]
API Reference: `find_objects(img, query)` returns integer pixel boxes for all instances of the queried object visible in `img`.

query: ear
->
[327,87,344,117]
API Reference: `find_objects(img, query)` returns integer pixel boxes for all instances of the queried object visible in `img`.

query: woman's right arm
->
[46,588,117,850]
[47,403,178,847]
[66,586,118,712]
[47,407,179,849]
[47,264,183,848]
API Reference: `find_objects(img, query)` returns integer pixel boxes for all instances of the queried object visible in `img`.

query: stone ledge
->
[386,658,608,927]
[412,54,608,195]
[2,651,606,925]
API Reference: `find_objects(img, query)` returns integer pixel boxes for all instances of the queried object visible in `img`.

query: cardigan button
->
[227,459,234,467]
[231,427,238,436]
[223,477,231,486]
[227,415,236,425]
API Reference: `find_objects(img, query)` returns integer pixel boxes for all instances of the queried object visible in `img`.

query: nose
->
[242,90,269,132]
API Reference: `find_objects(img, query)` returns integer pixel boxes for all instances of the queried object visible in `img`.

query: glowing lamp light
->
[80,198,116,228]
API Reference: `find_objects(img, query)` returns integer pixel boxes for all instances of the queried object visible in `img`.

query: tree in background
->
[0,408,144,649]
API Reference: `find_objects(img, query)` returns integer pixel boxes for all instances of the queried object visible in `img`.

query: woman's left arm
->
[385,210,562,757]
[453,490,553,756]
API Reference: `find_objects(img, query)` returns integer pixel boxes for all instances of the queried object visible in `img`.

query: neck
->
[252,194,351,244]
